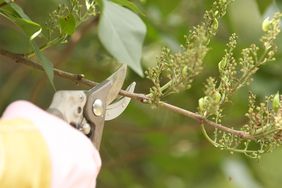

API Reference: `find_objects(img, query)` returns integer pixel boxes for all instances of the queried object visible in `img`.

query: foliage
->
[0,0,55,87]
[98,0,146,76]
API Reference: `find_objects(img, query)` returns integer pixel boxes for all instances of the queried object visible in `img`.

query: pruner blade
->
[105,82,136,121]
[105,64,127,105]
[84,64,129,149]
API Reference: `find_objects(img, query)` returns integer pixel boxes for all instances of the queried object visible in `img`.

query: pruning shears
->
[47,65,135,150]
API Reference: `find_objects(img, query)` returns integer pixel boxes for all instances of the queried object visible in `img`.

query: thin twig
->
[0,48,254,140]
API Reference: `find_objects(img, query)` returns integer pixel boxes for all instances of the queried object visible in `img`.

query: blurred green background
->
[1,0,282,187]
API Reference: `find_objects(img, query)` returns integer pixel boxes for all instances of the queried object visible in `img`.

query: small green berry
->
[199,97,208,112]
[214,91,221,103]
[272,92,280,113]
[218,58,227,71]
[262,17,271,32]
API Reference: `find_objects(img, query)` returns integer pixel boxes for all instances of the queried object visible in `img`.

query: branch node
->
[76,74,85,80]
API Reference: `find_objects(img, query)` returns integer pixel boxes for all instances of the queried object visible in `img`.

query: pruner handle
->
[47,108,66,121]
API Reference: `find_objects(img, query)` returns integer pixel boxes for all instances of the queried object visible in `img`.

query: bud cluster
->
[146,0,233,105]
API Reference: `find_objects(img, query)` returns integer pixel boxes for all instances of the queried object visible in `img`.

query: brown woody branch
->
[0,48,254,140]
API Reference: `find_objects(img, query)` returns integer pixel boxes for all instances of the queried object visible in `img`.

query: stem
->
[201,124,258,155]
[146,80,172,98]
[255,124,272,136]
[232,49,268,93]
[201,124,219,147]
[0,48,255,140]
[25,16,99,58]
[26,36,66,58]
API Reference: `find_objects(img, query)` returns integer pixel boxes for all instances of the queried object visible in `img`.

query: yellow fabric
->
[0,118,51,188]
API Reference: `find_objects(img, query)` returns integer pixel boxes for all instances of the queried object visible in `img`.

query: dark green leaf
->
[147,0,181,17]
[95,0,103,7]
[31,42,55,89]
[0,2,55,88]
[276,1,282,11]
[256,0,273,14]
[14,18,42,40]
[8,2,30,19]
[98,0,146,76]
[59,13,76,35]
[0,8,41,40]
[111,0,145,16]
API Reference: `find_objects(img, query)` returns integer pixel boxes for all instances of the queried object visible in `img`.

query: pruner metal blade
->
[84,64,129,149]
[105,64,127,105]
[105,82,136,121]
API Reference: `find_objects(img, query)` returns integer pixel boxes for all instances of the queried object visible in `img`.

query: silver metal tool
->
[47,65,135,150]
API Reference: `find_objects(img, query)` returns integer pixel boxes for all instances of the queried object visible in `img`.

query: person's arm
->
[0,100,101,188]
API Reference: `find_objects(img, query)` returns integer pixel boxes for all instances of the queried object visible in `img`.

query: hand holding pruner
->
[47,65,135,150]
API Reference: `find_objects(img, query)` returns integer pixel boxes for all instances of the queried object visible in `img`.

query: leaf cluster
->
[45,0,96,39]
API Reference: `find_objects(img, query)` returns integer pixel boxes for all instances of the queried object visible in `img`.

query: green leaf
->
[98,0,146,76]
[59,13,76,35]
[256,0,273,14]
[31,42,55,89]
[8,2,30,19]
[111,0,145,16]
[147,0,181,17]
[15,18,42,40]
[0,7,41,40]
[275,1,282,11]
[0,2,55,88]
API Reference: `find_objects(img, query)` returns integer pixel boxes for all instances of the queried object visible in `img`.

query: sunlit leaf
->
[98,0,146,76]
[59,13,76,35]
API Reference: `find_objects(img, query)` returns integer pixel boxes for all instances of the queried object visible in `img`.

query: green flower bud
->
[272,92,280,113]
[214,91,221,103]
[262,17,271,32]
[182,66,188,76]
[218,58,227,71]
[199,97,208,112]
[212,18,219,31]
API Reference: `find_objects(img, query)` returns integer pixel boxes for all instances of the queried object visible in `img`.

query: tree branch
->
[0,48,254,140]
